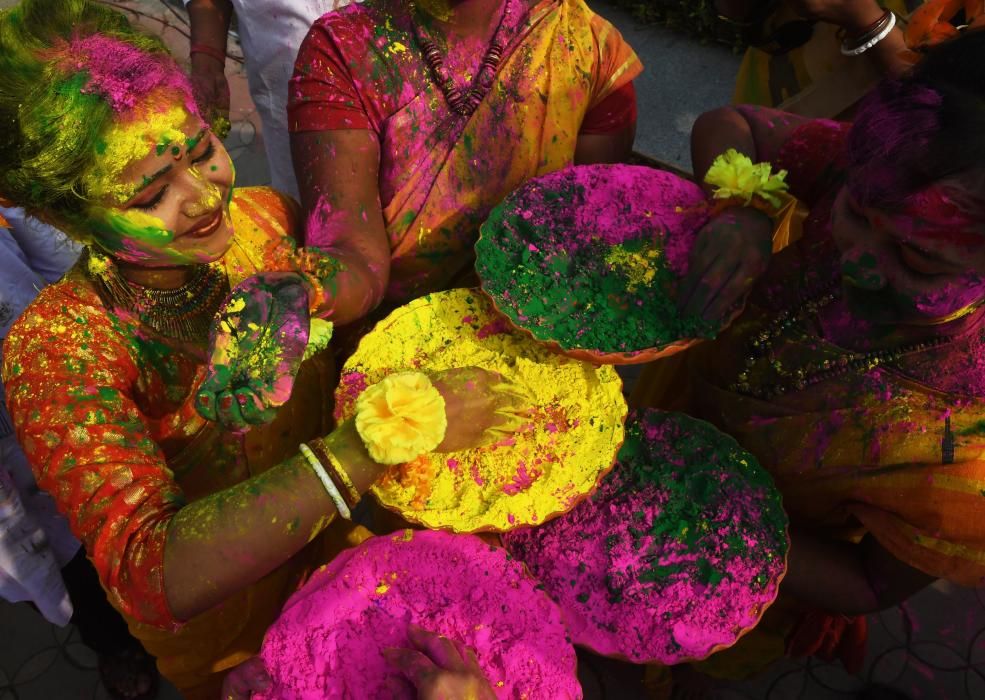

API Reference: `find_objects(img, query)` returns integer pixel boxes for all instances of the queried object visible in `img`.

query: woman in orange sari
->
[638,27,985,678]
[287,0,643,330]
[0,2,515,697]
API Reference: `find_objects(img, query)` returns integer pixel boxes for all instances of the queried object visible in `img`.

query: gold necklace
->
[83,247,229,343]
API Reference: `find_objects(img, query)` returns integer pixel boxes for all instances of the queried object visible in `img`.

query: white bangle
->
[298,443,351,520]
[841,12,896,56]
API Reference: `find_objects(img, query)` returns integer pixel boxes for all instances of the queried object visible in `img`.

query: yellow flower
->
[356,372,447,465]
[704,149,789,207]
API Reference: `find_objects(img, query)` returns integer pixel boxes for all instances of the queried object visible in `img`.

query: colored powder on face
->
[503,409,789,664]
[476,165,717,354]
[84,99,193,204]
[50,34,198,116]
[335,289,627,532]
[257,530,581,700]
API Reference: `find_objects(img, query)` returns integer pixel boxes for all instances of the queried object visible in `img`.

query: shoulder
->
[775,119,851,203]
[3,269,134,388]
[231,187,300,237]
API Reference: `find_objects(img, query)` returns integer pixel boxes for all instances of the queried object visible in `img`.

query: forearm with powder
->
[163,421,380,621]
[293,130,392,325]
[186,0,232,61]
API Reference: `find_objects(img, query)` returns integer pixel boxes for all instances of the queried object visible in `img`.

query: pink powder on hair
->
[50,34,198,115]
[257,530,581,699]
[503,410,788,664]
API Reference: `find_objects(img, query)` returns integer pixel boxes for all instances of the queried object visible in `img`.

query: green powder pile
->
[476,165,718,354]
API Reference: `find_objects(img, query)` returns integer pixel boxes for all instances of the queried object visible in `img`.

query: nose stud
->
[172,145,183,161]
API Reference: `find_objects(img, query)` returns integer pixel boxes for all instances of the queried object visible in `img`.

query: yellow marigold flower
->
[704,149,789,208]
[356,372,447,465]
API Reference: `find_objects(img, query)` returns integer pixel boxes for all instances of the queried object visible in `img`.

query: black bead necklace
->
[730,283,951,400]
[409,0,515,117]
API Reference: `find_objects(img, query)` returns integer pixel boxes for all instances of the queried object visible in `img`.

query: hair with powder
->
[0,0,195,236]
[846,28,985,208]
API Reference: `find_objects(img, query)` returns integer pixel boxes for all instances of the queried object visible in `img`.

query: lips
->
[182,208,224,239]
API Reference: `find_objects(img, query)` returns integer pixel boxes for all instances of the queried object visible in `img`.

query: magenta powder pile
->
[476,164,715,354]
[256,530,581,699]
[503,409,788,664]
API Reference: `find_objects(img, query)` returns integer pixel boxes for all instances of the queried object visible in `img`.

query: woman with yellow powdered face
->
[0,2,523,697]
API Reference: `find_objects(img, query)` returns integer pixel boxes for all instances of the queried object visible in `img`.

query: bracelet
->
[355,372,447,465]
[189,43,227,65]
[309,437,360,508]
[841,11,896,56]
[298,443,351,520]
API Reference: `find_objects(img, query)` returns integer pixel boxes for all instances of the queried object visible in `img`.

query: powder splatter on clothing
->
[476,165,717,355]
[289,0,642,303]
[335,288,626,532]
[257,529,582,699]
[503,409,788,664]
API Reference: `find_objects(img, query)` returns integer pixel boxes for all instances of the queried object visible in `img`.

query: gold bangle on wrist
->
[309,437,360,508]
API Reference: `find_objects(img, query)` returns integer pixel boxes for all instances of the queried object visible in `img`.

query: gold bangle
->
[310,437,360,508]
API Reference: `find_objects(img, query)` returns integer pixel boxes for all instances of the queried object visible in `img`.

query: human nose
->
[180,168,223,218]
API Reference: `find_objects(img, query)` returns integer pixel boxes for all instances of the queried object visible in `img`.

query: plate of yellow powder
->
[334,288,627,533]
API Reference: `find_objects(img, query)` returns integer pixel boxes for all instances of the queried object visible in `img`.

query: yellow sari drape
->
[380,0,643,302]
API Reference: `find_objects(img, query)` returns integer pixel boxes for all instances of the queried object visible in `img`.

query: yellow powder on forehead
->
[335,289,627,533]
[84,102,190,204]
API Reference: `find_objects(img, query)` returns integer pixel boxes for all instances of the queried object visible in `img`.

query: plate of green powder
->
[476,164,722,363]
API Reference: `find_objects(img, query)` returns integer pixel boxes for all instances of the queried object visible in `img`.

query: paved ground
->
[0,2,981,699]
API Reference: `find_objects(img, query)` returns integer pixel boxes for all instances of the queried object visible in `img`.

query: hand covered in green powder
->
[197,272,312,431]
[429,367,533,453]
[677,207,774,324]
[384,625,498,700]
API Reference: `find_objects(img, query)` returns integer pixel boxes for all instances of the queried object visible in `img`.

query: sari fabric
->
[288,0,643,302]
[2,187,370,696]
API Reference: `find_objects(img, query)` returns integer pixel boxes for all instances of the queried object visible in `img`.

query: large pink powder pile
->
[257,530,581,699]
[503,410,788,664]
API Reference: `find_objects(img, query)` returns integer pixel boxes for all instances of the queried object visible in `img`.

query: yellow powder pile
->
[335,289,627,532]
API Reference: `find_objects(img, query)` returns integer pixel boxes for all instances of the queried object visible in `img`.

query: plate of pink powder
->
[502,409,789,664]
[257,529,582,699]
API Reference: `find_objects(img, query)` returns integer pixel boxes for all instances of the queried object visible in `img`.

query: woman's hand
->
[677,207,774,324]
[220,657,271,700]
[429,368,531,453]
[385,625,498,700]
[189,54,230,129]
[197,272,312,431]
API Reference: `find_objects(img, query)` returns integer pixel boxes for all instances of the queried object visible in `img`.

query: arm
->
[185,0,233,120]
[788,0,910,77]
[574,123,636,165]
[164,420,380,620]
[291,129,390,324]
[690,104,811,187]
[783,529,935,615]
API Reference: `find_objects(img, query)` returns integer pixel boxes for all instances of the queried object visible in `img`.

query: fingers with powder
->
[220,656,271,700]
[384,625,498,700]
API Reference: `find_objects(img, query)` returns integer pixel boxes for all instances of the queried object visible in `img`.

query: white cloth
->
[185,0,357,199]
[0,208,81,624]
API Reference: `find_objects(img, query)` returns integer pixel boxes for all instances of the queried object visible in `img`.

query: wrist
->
[323,420,387,492]
[841,1,887,37]
[190,44,226,68]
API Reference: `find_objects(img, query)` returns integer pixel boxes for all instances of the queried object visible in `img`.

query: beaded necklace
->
[730,283,953,400]
[409,0,517,117]
[84,247,229,343]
